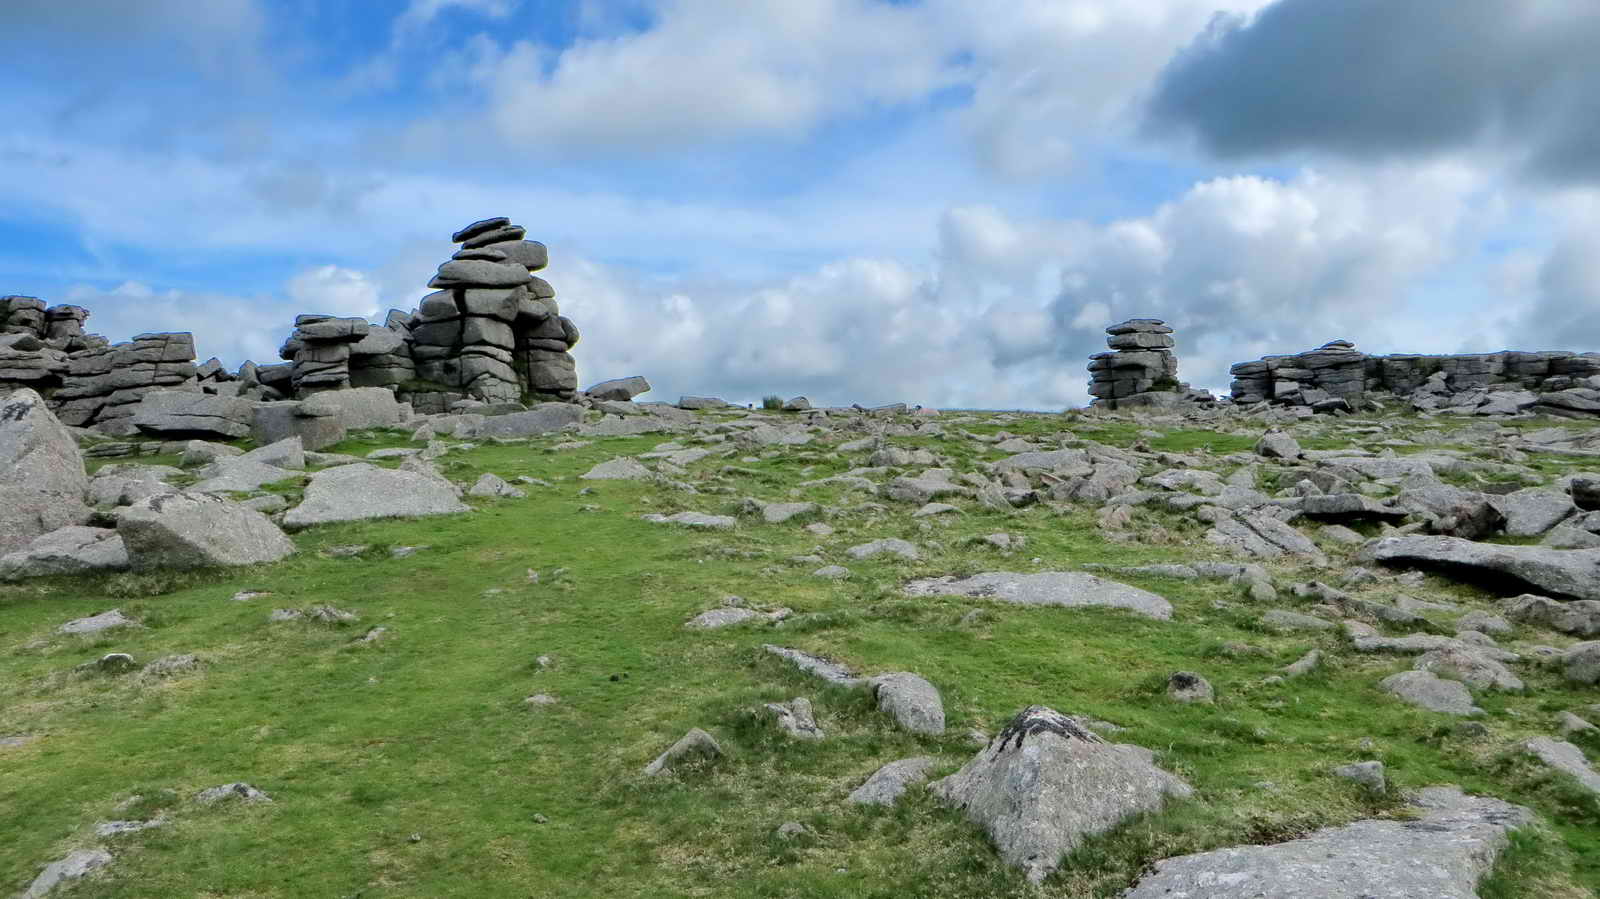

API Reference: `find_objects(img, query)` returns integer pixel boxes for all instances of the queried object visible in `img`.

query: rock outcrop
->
[1231,340,1600,416]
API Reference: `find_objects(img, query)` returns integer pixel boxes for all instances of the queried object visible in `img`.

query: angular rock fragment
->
[643,728,721,776]
[117,493,295,570]
[868,672,945,735]
[848,757,936,806]
[283,463,469,527]
[929,706,1191,884]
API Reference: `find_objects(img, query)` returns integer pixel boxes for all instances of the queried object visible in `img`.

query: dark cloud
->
[1144,0,1600,182]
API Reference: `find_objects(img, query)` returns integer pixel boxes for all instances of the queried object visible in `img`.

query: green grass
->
[3,412,1599,896]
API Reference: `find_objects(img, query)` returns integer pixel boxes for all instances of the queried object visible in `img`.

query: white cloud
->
[287,266,382,319]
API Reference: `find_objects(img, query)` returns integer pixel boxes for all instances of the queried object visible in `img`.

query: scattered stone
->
[905,572,1172,621]
[1520,737,1600,796]
[0,526,128,580]
[813,565,851,580]
[762,645,864,688]
[642,511,736,529]
[643,728,722,776]
[20,848,113,898]
[194,782,273,804]
[765,697,825,740]
[846,538,920,560]
[1167,671,1214,704]
[467,472,525,499]
[59,608,136,635]
[848,757,937,806]
[580,457,653,480]
[868,672,945,735]
[1283,649,1322,677]
[1364,535,1600,601]
[1380,670,1483,716]
[1331,760,1386,794]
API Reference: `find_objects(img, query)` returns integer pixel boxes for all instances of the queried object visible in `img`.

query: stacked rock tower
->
[409,217,579,404]
[1087,319,1180,408]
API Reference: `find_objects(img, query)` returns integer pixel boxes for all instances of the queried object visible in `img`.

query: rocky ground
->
[3,393,1600,897]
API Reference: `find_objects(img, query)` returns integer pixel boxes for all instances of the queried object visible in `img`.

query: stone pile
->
[1086,319,1210,409]
[404,217,579,405]
[1231,342,1600,416]
[278,315,369,394]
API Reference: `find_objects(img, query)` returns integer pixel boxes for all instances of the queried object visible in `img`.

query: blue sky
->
[2,0,1598,408]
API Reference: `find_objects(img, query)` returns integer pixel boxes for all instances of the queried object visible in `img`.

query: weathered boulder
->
[117,493,295,570]
[906,571,1172,620]
[283,463,469,527]
[1566,641,1600,685]
[1499,593,1600,636]
[1121,787,1530,899]
[1414,647,1523,691]
[0,526,127,580]
[929,706,1191,884]
[1494,488,1576,537]
[1365,535,1600,601]
[293,387,406,430]
[643,728,721,776]
[1299,493,1407,523]
[251,400,347,451]
[130,390,253,439]
[848,757,937,806]
[868,672,945,735]
[469,403,583,438]
[580,457,653,480]
[1380,670,1483,716]
[1520,737,1600,796]
[1254,430,1302,460]
[1396,485,1505,539]
[0,387,91,555]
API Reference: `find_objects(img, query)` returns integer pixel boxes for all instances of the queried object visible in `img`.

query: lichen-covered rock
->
[642,728,721,776]
[930,705,1191,884]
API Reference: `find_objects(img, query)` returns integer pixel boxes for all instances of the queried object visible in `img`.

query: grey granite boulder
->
[642,511,736,529]
[130,390,253,439]
[1300,493,1407,523]
[1565,641,1600,684]
[1331,760,1386,794]
[59,608,136,635]
[296,387,407,430]
[1253,430,1302,460]
[580,457,653,480]
[473,403,583,438]
[236,436,304,470]
[930,706,1191,884]
[283,463,469,527]
[0,526,127,580]
[765,697,825,740]
[1365,535,1600,601]
[1520,737,1600,796]
[586,376,651,401]
[1380,670,1483,716]
[117,493,295,570]
[1120,786,1530,899]
[868,672,945,735]
[846,538,920,560]
[1499,593,1600,636]
[762,644,864,687]
[1396,485,1506,539]
[643,728,721,776]
[1414,647,1523,691]
[678,395,728,410]
[1494,488,1576,537]
[0,387,91,555]
[188,459,299,494]
[848,757,936,806]
[904,571,1172,620]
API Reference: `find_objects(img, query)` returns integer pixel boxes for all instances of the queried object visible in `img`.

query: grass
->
[3,410,1599,896]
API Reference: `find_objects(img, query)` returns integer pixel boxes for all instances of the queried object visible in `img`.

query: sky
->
[2,0,1598,409]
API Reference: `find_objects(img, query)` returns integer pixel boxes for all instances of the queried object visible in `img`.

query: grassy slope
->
[2,411,1598,897]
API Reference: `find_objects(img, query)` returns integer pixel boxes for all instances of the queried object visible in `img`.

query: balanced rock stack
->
[278,315,370,394]
[409,217,578,404]
[348,312,416,389]
[1087,320,1181,408]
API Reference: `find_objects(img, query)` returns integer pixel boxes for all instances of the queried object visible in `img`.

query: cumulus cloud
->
[481,0,958,150]
[1145,0,1600,183]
